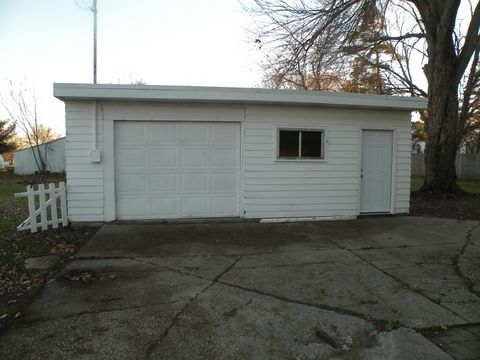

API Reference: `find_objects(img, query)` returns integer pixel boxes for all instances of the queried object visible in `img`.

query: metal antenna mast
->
[92,0,97,84]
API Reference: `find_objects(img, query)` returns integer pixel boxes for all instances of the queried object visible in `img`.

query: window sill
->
[274,158,328,163]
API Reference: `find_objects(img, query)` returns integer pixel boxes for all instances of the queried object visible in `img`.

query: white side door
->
[360,130,393,213]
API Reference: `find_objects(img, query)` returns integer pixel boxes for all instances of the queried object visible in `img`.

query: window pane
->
[301,131,322,158]
[279,130,299,157]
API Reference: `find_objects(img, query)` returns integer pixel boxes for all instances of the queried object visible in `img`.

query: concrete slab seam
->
[321,229,471,325]
[143,255,243,360]
[216,279,393,330]
[352,250,471,324]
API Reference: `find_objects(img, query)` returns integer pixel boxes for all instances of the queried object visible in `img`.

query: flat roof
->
[54,83,427,111]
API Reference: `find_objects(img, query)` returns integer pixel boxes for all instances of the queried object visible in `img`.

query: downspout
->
[90,100,101,163]
[93,100,97,148]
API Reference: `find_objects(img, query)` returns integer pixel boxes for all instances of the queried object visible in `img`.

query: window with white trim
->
[278,129,325,159]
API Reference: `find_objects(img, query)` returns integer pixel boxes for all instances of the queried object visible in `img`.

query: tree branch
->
[456,1,480,82]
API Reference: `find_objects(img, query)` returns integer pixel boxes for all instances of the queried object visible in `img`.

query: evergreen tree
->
[0,120,16,154]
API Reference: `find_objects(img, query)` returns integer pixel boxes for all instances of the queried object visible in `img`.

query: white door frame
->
[358,128,397,214]
[101,105,246,221]
[111,120,243,220]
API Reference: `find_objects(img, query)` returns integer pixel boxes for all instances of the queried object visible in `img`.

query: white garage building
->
[54,83,426,223]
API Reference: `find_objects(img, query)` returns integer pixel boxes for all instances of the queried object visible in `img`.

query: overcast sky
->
[0,0,263,134]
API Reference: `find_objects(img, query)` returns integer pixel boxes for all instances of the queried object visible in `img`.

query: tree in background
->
[17,124,61,147]
[245,0,480,194]
[0,82,59,174]
[342,2,393,94]
[411,120,426,142]
[458,47,480,153]
[0,120,17,154]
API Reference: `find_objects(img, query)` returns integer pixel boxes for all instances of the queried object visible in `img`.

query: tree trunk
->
[421,62,463,194]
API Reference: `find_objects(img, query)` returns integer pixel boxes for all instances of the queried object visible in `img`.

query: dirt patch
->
[0,171,66,186]
[0,227,97,330]
[410,192,480,220]
[0,172,98,331]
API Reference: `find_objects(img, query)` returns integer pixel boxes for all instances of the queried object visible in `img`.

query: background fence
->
[412,153,480,180]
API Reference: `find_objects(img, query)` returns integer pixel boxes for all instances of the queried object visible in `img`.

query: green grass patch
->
[411,176,480,194]
[0,171,67,231]
[411,176,424,192]
[0,182,27,231]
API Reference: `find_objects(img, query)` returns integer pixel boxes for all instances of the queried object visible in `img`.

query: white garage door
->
[115,122,240,220]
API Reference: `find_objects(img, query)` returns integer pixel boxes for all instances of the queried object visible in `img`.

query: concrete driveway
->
[1,217,479,359]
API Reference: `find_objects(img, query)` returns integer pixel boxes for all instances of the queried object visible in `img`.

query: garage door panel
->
[116,173,146,192]
[181,197,208,216]
[115,123,146,145]
[116,149,146,167]
[115,121,240,219]
[180,124,208,144]
[150,174,177,191]
[212,197,238,215]
[150,123,177,144]
[117,198,147,218]
[150,149,177,167]
[212,149,237,166]
[181,149,209,167]
[181,173,208,191]
[212,123,239,143]
[151,198,178,217]
[212,173,237,191]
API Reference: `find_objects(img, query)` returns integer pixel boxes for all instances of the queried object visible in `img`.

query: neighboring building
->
[0,154,9,169]
[54,83,426,223]
[411,139,425,153]
[14,138,66,175]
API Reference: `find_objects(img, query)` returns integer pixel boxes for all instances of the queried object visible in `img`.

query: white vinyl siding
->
[393,124,412,213]
[64,101,104,222]
[63,101,411,221]
[243,106,410,218]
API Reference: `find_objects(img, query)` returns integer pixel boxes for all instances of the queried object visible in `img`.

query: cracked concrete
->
[144,256,243,360]
[354,245,480,323]
[220,249,465,328]
[0,303,186,360]
[458,223,480,296]
[0,216,478,359]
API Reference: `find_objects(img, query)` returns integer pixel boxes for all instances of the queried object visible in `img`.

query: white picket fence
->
[14,182,68,233]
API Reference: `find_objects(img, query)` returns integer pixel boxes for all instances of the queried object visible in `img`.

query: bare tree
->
[0,83,58,174]
[245,0,480,194]
[17,123,61,147]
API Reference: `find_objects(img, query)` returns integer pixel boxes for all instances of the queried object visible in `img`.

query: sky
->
[0,0,263,135]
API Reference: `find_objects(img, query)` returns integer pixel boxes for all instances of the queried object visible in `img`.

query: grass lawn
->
[0,171,98,330]
[411,175,480,193]
[0,183,25,230]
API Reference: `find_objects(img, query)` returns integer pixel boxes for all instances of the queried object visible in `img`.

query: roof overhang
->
[54,83,427,111]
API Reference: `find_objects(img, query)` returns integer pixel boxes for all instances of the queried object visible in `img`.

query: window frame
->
[276,127,327,161]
